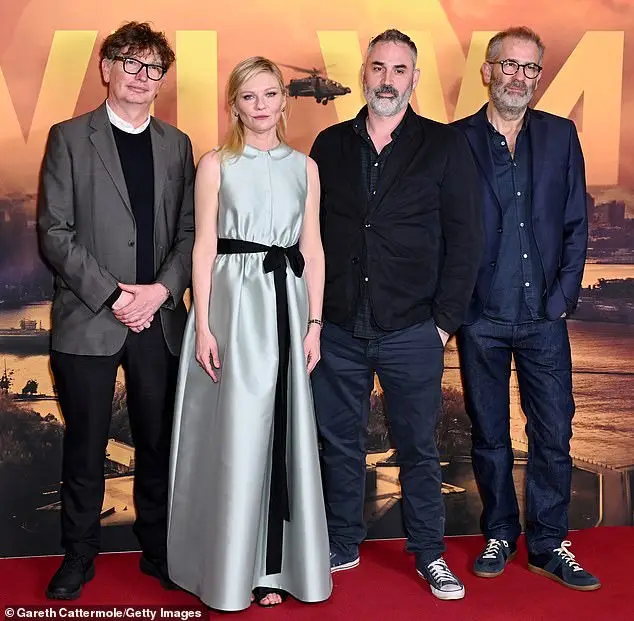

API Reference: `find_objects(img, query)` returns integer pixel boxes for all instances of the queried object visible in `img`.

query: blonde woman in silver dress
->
[166,57,332,611]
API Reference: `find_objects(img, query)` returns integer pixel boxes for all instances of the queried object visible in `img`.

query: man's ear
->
[481,62,492,86]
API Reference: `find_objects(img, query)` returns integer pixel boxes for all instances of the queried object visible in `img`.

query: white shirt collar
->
[106,101,151,134]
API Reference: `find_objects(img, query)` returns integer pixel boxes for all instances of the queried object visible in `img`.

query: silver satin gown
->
[167,143,332,611]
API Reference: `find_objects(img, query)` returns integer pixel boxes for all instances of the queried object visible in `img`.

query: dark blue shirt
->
[484,113,545,324]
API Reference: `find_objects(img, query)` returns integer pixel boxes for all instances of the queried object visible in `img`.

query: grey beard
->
[364,84,412,117]
[492,100,527,120]
[490,87,532,121]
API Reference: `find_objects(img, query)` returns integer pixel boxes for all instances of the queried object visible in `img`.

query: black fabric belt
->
[216,237,304,575]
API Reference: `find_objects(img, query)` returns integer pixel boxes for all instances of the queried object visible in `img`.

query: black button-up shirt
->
[350,107,406,338]
[484,112,545,324]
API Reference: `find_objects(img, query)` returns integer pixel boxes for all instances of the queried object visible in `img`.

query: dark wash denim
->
[311,319,446,564]
[458,316,574,554]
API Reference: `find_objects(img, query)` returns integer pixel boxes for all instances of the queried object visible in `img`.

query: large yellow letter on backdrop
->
[535,31,624,186]
[0,28,624,188]
[176,31,218,160]
[0,31,96,188]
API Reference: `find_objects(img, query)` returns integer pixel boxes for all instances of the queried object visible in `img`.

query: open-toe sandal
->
[252,587,288,607]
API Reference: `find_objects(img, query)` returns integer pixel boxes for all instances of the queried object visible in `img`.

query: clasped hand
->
[111,282,170,333]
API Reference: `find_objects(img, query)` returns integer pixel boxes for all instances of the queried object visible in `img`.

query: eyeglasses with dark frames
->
[491,59,542,79]
[113,56,166,81]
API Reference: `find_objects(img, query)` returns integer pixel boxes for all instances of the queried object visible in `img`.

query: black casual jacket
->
[310,105,483,334]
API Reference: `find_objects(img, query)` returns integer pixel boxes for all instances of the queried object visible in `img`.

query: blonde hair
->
[220,56,288,158]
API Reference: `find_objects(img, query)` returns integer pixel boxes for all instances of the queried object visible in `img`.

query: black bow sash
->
[216,238,304,575]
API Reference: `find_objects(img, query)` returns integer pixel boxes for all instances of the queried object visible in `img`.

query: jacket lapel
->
[464,104,502,210]
[150,118,168,222]
[343,121,366,214]
[528,109,548,198]
[89,103,132,213]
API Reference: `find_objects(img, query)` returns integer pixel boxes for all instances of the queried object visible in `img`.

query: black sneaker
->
[528,540,601,591]
[473,538,517,578]
[329,550,360,573]
[416,556,465,600]
[45,553,95,600]
[139,555,180,590]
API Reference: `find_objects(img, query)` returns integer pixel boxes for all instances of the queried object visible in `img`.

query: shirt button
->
[523,253,528,259]
[364,277,369,282]
[373,162,379,167]
[525,282,530,287]
[520,222,525,227]
[517,191,522,196]
[501,141,506,146]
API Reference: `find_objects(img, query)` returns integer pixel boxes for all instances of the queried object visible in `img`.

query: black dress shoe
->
[139,555,179,590]
[46,553,95,600]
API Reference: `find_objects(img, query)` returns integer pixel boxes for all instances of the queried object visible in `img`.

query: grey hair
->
[366,29,417,65]
[486,26,545,63]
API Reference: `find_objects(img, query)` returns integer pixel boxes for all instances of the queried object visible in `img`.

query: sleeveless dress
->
[166,143,332,611]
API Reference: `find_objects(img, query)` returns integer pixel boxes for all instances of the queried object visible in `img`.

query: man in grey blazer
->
[37,22,194,599]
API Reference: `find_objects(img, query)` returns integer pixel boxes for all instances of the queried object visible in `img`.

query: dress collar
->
[242,142,293,160]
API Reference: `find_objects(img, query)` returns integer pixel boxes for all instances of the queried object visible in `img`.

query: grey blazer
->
[37,102,195,356]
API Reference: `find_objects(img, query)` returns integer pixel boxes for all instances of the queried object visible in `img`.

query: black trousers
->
[50,320,178,561]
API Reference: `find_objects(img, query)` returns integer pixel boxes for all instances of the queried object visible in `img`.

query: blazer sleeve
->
[155,134,195,309]
[37,124,119,314]
[433,129,484,334]
[559,121,588,311]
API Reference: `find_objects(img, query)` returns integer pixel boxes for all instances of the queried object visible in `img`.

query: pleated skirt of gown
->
[166,252,332,611]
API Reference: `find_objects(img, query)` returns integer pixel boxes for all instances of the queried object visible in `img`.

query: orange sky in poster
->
[0,0,633,198]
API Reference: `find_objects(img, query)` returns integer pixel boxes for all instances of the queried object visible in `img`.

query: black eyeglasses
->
[113,56,166,81]
[492,59,542,79]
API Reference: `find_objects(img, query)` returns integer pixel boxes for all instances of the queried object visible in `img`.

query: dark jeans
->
[50,319,178,561]
[458,317,574,554]
[311,319,445,564]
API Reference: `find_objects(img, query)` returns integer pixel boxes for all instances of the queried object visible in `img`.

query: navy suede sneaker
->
[528,540,601,591]
[330,550,360,573]
[473,538,517,578]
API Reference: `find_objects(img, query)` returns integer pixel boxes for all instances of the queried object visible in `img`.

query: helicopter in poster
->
[280,63,351,105]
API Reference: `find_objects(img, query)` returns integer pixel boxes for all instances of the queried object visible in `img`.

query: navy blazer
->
[452,104,588,324]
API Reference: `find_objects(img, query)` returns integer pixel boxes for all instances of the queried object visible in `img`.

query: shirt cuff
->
[104,286,122,309]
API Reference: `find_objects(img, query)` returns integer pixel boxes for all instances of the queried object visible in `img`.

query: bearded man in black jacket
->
[309,28,483,601]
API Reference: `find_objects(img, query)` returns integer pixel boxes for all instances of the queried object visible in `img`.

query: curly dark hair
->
[99,22,175,71]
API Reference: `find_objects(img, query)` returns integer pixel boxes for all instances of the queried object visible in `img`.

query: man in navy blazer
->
[453,26,600,591]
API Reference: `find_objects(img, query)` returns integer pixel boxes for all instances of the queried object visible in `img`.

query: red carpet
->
[0,527,630,620]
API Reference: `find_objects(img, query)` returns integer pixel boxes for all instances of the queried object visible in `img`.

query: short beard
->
[489,75,535,120]
[364,82,412,117]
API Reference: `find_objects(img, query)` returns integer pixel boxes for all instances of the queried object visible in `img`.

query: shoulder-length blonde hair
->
[220,56,288,158]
